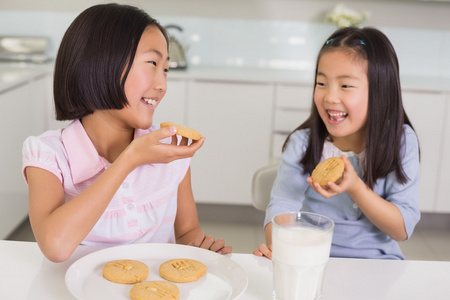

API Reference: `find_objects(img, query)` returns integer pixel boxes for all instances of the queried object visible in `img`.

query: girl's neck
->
[329,133,366,154]
[81,112,134,163]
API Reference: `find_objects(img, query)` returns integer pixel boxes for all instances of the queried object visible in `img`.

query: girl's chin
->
[325,125,347,138]
[135,118,153,130]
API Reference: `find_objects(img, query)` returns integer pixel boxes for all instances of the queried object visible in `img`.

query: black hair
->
[284,27,418,189]
[54,3,168,120]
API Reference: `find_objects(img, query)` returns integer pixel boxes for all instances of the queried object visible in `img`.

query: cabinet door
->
[0,79,46,238]
[187,81,273,205]
[152,78,186,126]
[274,84,312,133]
[272,84,312,161]
[436,96,450,212]
[402,90,446,212]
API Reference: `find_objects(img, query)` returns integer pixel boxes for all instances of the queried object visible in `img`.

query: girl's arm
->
[27,152,136,263]
[174,168,232,254]
[308,155,407,241]
[27,127,205,262]
[346,177,407,241]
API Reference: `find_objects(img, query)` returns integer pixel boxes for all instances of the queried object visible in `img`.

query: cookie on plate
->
[130,281,180,300]
[102,259,149,284]
[160,122,202,140]
[159,258,207,283]
[311,157,344,187]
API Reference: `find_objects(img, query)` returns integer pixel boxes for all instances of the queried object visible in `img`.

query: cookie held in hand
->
[311,157,344,187]
[160,122,202,140]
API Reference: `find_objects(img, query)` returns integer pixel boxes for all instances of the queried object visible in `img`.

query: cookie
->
[159,258,207,283]
[130,281,180,300]
[102,259,149,284]
[160,122,202,140]
[311,157,344,187]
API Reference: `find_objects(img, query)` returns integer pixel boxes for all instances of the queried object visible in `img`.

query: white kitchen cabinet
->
[402,90,447,212]
[273,84,312,134]
[436,95,450,212]
[272,84,312,160]
[187,80,273,205]
[0,75,49,239]
[152,78,187,126]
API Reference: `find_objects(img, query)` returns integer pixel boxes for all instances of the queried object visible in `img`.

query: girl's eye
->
[148,61,169,73]
[316,82,325,87]
[342,85,353,88]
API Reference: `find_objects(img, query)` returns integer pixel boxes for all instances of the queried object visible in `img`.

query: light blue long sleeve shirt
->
[265,125,421,260]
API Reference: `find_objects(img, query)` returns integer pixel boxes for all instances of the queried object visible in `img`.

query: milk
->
[272,224,333,300]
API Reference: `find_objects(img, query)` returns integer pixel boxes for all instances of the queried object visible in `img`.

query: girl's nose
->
[324,89,340,104]
[154,74,167,92]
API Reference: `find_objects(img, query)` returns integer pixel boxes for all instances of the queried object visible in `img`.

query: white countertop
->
[167,66,316,85]
[169,66,450,92]
[2,240,450,300]
[0,61,53,92]
[1,61,449,94]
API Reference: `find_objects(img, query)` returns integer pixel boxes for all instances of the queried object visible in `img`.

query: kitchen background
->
[1,0,450,260]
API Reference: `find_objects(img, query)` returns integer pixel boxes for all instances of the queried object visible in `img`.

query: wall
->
[2,0,450,30]
[1,0,450,79]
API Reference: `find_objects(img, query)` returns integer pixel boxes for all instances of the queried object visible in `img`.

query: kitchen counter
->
[2,61,449,94]
[167,66,316,85]
[168,66,450,92]
[0,61,53,92]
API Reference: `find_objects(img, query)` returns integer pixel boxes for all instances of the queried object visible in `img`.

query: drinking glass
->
[272,211,334,300]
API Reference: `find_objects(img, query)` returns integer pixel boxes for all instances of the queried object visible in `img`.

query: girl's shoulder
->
[283,128,310,157]
[23,120,79,160]
[23,128,65,153]
[22,128,68,183]
[402,124,419,147]
[403,124,416,136]
[289,128,311,143]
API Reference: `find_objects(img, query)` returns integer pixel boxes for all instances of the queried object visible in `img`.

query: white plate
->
[65,243,248,300]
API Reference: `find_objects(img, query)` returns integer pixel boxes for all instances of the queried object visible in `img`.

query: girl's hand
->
[126,126,205,167]
[253,243,272,260]
[307,155,361,198]
[187,231,232,255]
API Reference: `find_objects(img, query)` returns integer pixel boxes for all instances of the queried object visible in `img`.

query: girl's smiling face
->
[314,49,369,152]
[112,25,169,130]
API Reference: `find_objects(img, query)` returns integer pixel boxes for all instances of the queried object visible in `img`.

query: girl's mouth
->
[142,98,157,107]
[327,110,348,122]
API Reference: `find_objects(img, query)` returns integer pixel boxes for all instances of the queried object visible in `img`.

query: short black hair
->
[54,3,168,120]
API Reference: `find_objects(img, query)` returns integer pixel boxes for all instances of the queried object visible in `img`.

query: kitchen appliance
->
[0,36,50,63]
[164,25,188,70]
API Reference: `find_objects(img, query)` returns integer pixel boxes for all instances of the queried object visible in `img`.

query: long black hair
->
[284,27,417,189]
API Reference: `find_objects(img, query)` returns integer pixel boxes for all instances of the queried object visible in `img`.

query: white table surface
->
[1,240,450,299]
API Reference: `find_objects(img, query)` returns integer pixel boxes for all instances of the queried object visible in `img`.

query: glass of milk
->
[272,211,334,300]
